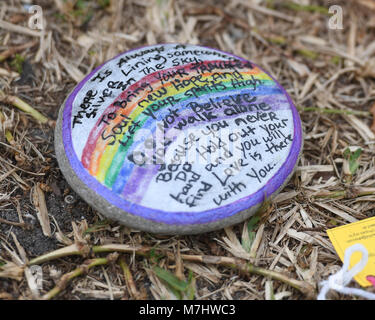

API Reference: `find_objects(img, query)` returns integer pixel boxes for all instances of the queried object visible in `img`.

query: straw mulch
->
[1,0,375,300]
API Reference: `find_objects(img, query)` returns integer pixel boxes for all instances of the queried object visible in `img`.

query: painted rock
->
[55,43,303,235]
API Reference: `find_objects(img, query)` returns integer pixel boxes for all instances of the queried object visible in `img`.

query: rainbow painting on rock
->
[61,43,302,226]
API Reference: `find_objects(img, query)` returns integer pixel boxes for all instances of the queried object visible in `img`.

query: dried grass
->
[0,0,375,300]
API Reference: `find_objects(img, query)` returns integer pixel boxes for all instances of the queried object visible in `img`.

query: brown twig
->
[0,89,49,124]
[28,243,316,298]
[313,186,375,199]
[42,253,119,300]
[28,243,86,265]
[175,240,185,281]
[119,257,142,299]
[0,40,38,62]
[0,217,29,229]
[178,254,316,299]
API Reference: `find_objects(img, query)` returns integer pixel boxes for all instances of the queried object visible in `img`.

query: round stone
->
[55,43,303,235]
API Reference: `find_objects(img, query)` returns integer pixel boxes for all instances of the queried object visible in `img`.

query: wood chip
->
[315,202,358,223]
[273,207,298,245]
[286,228,315,244]
[299,207,313,229]
[220,227,250,260]
[10,232,28,264]
[184,262,221,284]
[342,114,375,142]
[32,183,51,237]
[274,191,299,203]
[54,46,84,83]
[296,165,334,172]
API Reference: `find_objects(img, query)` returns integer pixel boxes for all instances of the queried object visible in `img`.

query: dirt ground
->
[1,0,375,300]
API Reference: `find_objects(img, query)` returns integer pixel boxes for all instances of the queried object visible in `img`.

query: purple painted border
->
[61,43,302,225]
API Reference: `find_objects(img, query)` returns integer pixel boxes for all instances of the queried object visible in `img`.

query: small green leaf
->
[242,194,270,251]
[344,147,362,175]
[241,234,252,253]
[153,266,188,292]
[242,213,262,252]
[149,248,163,264]
[10,54,25,74]
[349,148,362,174]
[186,270,195,300]
[248,214,261,231]
[249,215,261,242]
[343,147,351,158]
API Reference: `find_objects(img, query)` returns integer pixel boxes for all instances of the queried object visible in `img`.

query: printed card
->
[327,216,375,287]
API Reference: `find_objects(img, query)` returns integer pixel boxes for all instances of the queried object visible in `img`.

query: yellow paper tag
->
[327,216,375,287]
